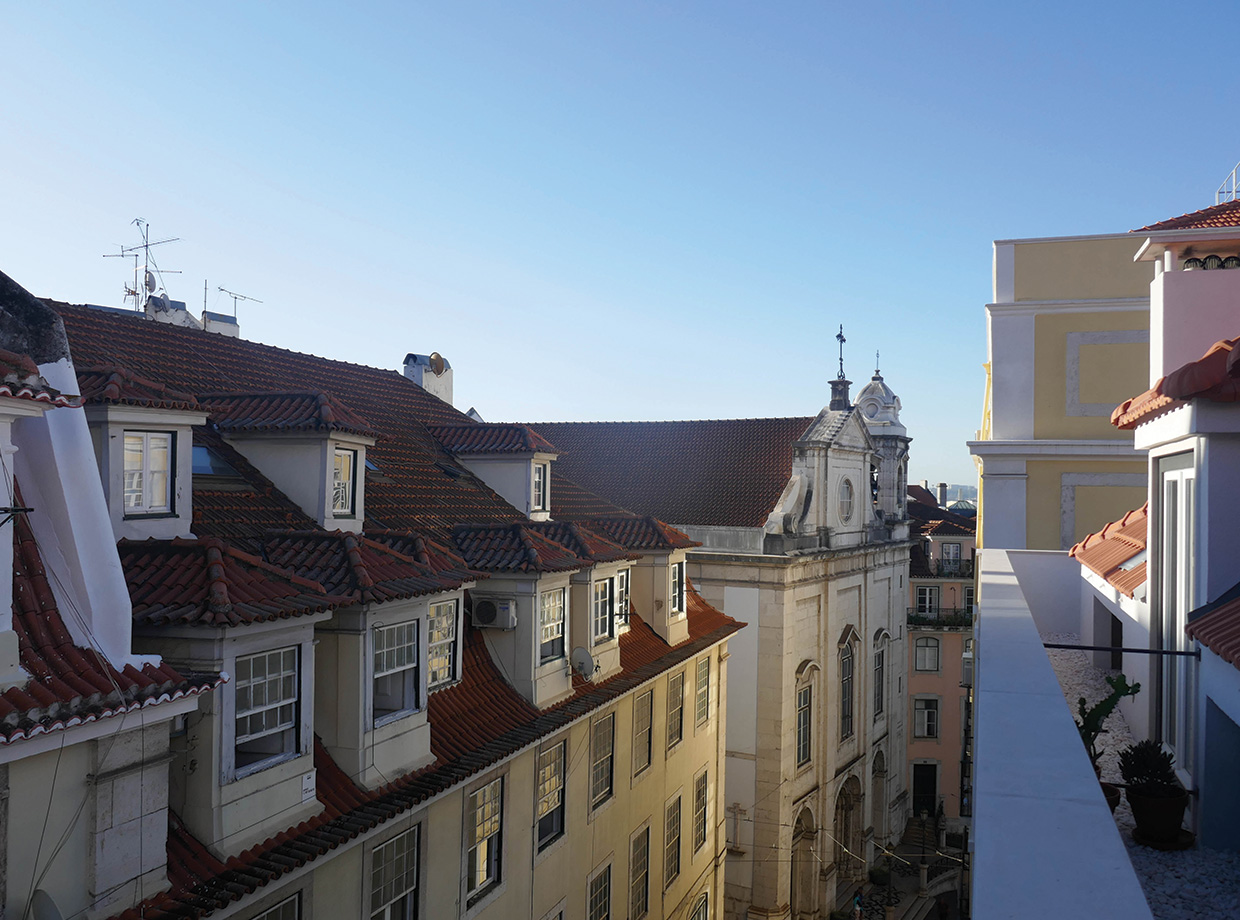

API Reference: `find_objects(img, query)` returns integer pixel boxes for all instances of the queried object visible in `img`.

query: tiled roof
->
[548,473,630,518]
[0,348,79,408]
[1112,336,1240,429]
[907,499,976,538]
[451,523,589,573]
[577,515,700,551]
[1186,585,1240,670]
[528,521,641,564]
[4,502,219,744]
[906,484,939,507]
[113,587,743,920]
[528,418,815,528]
[51,302,527,533]
[1069,503,1148,599]
[199,391,379,440]
[1133,199,1240,232]
[428,423,558,455]
[262,531,477,604]
[77,364,200,411]
[121,538,348,628]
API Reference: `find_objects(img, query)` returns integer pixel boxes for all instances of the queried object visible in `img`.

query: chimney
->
[403,352,453,405]
[828,376,852,411]
[937,482,948,506]
[201,310,240,338]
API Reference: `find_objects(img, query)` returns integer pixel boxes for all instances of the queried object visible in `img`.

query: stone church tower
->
[855,364,910,522]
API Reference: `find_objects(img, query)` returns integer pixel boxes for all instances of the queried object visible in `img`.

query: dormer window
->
[533,461,549,512]
[670,561,686,615]
[235,646,300,774]
[373,621,420,726]
[124,431,172,514]
[592,577,614,646]
[427,600,459,687]
[333,448,356,516]
[615,568,630,624]
[540,588,566,662]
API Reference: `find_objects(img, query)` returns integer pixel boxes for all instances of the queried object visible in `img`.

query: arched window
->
[794,660,818,769]
[690,893,710,920]
[873,637,887,717]
[915,637,940,672]
[839,478,854,523]
[840,645,854,739]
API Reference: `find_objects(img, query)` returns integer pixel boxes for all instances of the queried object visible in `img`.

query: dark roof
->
[1069,503,1148,599]
[0,348,79,408]
[1113,335,1240,429]
[4,503,218,744]
[527,521,640,564]
[906,484,939,507]
[1134,199,1240,232]
[529,417,815,528]
[115,587,743,920]
[121,538,348,628]
[199,391,379,440]
[578,515,699,550]
[428,423,558,455]
[451,523,589,573]
[907,499,976,538]
[77,364,200,411]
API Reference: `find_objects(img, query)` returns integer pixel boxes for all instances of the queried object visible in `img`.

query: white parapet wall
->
[972,548,1153,920]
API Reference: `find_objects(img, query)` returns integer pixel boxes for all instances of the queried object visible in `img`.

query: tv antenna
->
[217,287,262,317]
[102,219,181,310]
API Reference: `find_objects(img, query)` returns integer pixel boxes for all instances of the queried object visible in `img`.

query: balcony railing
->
[916,557,974,578]
[907,606,973,628]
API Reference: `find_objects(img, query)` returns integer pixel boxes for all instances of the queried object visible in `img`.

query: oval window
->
[839,478,854,522]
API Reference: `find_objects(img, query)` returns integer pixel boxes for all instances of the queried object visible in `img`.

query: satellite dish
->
[32,890,64,920]
[429,352,446,376]
[570,646,596,681]
[145,270,157,293]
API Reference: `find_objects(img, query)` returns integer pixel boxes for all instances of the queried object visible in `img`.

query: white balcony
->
[973,548,1153,919]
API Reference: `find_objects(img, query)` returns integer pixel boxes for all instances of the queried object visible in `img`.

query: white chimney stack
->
[403,352,453,405]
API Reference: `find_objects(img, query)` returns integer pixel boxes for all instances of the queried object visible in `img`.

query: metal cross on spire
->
[836,325,847,380]
[875,350,881,376]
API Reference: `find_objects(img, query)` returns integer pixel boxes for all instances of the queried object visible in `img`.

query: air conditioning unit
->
[472,597,517,629]
[961,651,974,688]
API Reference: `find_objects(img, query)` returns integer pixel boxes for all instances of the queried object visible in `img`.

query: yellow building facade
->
[970,233,1153,550]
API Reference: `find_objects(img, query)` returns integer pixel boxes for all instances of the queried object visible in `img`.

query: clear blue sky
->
[3,2,1238,485]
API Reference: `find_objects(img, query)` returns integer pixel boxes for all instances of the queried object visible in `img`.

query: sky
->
[2,2,1239,485]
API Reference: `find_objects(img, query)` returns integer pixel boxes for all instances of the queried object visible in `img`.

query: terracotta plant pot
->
[1125,788,1189,842]
[1100,782,1121,813]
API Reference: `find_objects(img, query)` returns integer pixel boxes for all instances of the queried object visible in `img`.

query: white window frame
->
[694,656,711,727]
[914,637,941,672]
[539,588,566,662]
[591,713,615,809]
[123,430,173,515]
[670,561,686,615]
[536,740,566,851]
[795,685,812,767]
[592,577,614,646]
[963,585,975,611]
[373,621,421,727]
[914,697,939,739]
[533,461,549,512]
[667,672,685,750]
[633,689,653,775]
[333,447,357,516]
[664,794,682,887]
[916,585,940,614]
[615,568,630,624]
[234,646,300,776]
[838,477,854,523]
[426,600,459,688]
[371,825,419,920]
[692,768,709,854]
[587,862,612,920]
[466,777,504,904]
[252,894,301,920]
[630,824,650,920]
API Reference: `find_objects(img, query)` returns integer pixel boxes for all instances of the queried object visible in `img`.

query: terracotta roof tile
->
[4,495,219,744]
[529,418,815,528]
[428,423,558,455]
[199,391,379,440]
[0,348,79,408]
[1186,593,1240,669]
[1069,503,1148,598]
[77,364,200,411]
[576,515,700,550]
[121,537,350,628]
[527,521,641,564]
[451,523,589,573]
[907,499,976,538]
[113,586,743,920]
[1112,336,1240,429]
[1134,199,1240,232]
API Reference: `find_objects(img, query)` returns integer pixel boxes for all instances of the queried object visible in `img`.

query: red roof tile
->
[906,484,940,507]
[121,537,350,628]
[77,364,200,411]
[0,348,79,408]
[577,515,700,551]
[548,474,630,518]
[4,497,219,744]
[200,391,379,440]
[528,521,641,564]
[428,423,558,455]
[907,499,976,538]
[1112,336,1240,429]
[1069,503,1148,598]
[112,586,742,920]
[529,418,815,528]
[1186,595,1240,668]
[451,523,589,573]
[1134,199,1240,232]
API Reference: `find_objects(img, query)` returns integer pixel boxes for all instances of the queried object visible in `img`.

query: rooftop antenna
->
[217,286,262,318]
[875,350,881,376]
[836,325,847,379]
[1217,161,1240,204]
[102,219,180,310]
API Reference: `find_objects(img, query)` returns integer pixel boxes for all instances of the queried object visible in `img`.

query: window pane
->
[693,771,708,852]
[539,589,565,661]
[427,602,458,686]
[695,657,710,725]
[664,797,681,885]
[371,826,419,915]
[630,828,649,919]
[667,673,684,748]
[591,715,614,807]
[633,691,652,773]
[588,866,611,920]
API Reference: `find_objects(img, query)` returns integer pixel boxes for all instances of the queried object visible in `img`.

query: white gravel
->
[1042,632,1240,919]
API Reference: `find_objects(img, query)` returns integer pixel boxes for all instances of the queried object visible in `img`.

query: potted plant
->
[1075,674,1139,812]
[1119,739,1190,844]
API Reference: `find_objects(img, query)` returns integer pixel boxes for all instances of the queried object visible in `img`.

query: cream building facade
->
[970,233,1154,550]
